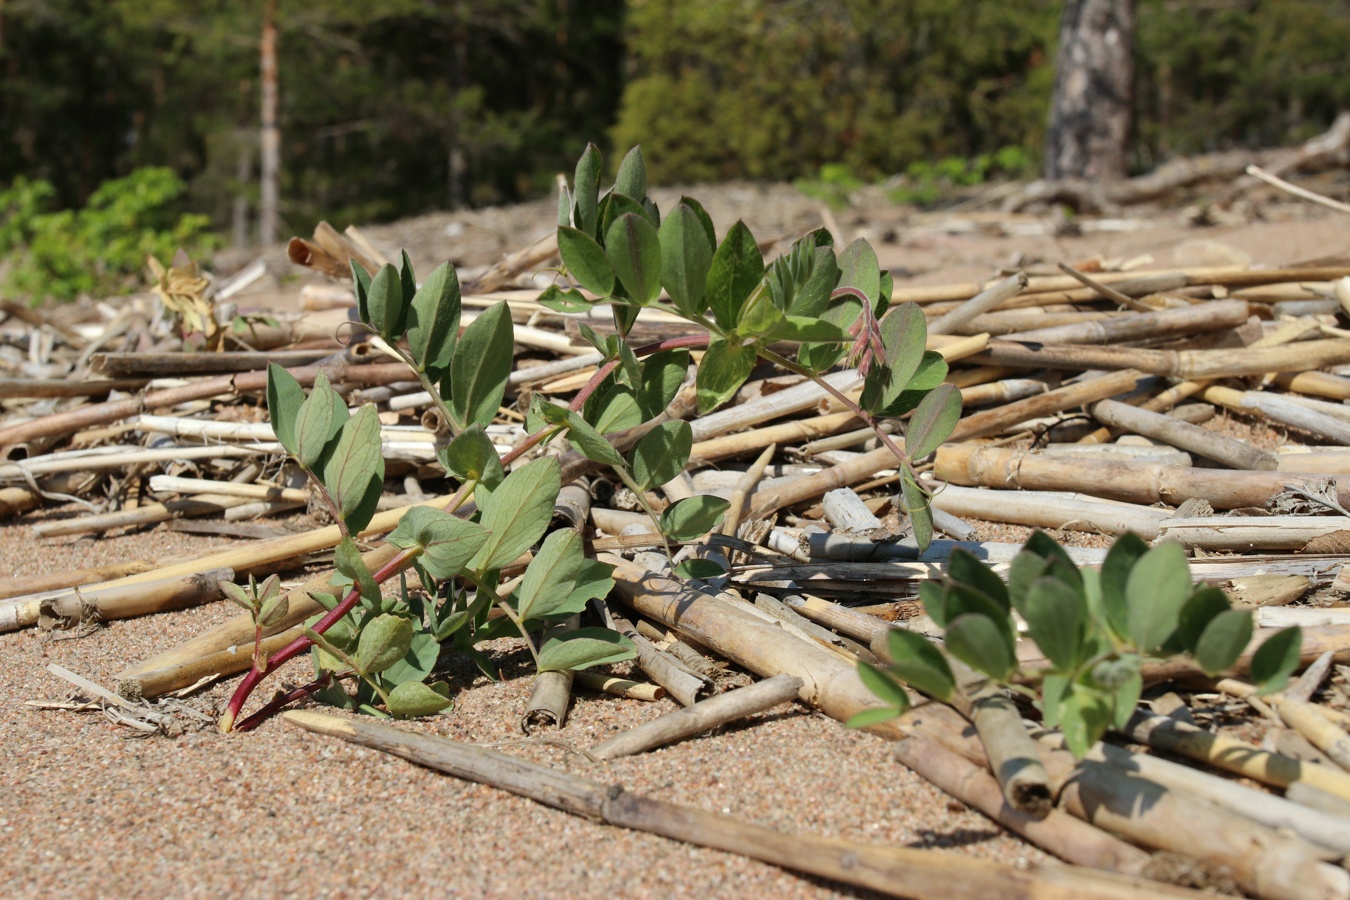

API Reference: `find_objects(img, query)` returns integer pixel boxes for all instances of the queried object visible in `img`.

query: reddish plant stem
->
[233,673,335,733]
[220,545,422,731]
[443,332,712,515]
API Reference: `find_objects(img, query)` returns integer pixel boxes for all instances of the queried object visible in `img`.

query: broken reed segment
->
[0,567,232,634]
[1036,742,1349,900]
[280,710,1205,900]
[591,673,803,760]
[0,359,415,452]
[933,443,1350,509]
[115,542,402,699]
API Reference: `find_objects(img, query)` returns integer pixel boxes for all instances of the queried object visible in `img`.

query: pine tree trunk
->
[259,0,280,246]
[1045,0,1135,181]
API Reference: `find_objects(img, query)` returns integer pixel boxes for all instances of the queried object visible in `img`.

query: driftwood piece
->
[1123,710,1350,802]
[1156,516,1350,551]
[935,443,1350,509]
[929,482,1171,539]
[969,337,1350,379]
[0,559,158,601]
[521,617,579,733]
[0,360,414,452]
[592,674,803,760]
[612,614,709,707]
[1006,298,1250,345]
[281,710,1200,900]
[891,731,1152,874]
[572,671,665,701]
[1,567,231,633]
[1089,398,1277,470]
[1038,745,1348,900]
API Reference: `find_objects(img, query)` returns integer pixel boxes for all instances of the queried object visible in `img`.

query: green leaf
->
[220,581,255,613]
[1110,669,1144,730]
[878,351,949,417]
[1059,684,1111,758]
[857,660,912,709]
[470,456,561,571]
[437,425,504,491]
[537,285,595,314]
[885,628,956,701]
[557,225,615,296]
[766,315,850,344]
[946,549,1009,612]
[1175,586,1232,655]
[943,613,1016,680]
[322,404,385,535]
[356,614,413,675]
[566,411,624,466]
[1100,532,1149,638]
[637,349,690,420]
[696,338,756,413]
[598,192,651,238]
[1250,627,1303,695]
[736,281,786,337]
[1023,576,1085,670]
[386,680,453,718]
[905,383,962,460]
[266,363,305,456]
[631,420,692,491]
[846,706,905,728]
[606,212,663,306]
[449,301,514,430]
[387,507,490,580]
[364,263,406,339]
[674,559,727,580]
[537,628,636,672]
[406,261,460,381]
[677,195,717,250]
[613,146,648,201]
[351,259,373,321]
[660,495,730,541]
[837,239,881,304]
[294,371,339,468]
[860,302,927,413]
[590,384,643,434]
[572,143,602,236]
[381,629,441,686]
[515,531,604,623]
[1124,542,1193,653]
[333,534,380,604]
[1194,609,1254,676]
[918,581,948,627]
[900,468,933,551]
[706,221,764,331]
[659,203,713,317]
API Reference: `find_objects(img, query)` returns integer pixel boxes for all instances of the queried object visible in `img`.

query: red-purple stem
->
[221,545,422,731]
[232,673,335,733]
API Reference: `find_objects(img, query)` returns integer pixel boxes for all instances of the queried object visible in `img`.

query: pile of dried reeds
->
[8,214,1350,899]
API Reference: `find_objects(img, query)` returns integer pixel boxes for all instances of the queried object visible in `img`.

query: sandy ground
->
[4,185,1350,898]
[0,521,1044,899]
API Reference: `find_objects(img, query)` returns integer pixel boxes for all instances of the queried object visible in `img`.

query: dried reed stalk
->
[592,674,803,760]
[283,710,1201,900]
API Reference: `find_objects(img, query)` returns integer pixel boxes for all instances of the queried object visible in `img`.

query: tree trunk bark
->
[259,0,280,246]
[1044,0,1135,181]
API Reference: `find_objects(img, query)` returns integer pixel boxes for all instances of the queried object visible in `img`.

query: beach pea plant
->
[221,143,961,732]
[852,532,1304,757]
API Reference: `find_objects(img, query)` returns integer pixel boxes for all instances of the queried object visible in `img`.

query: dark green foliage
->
[0,168,215,303]
[856,531,1304,758]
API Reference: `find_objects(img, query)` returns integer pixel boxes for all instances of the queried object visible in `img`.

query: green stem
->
[463,569,540,668]
[757,346,912,471]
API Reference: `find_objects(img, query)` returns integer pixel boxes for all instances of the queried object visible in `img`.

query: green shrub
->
[1,167,216,304]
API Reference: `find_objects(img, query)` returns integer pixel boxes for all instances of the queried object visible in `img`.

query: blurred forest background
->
[1,0,1348,286]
